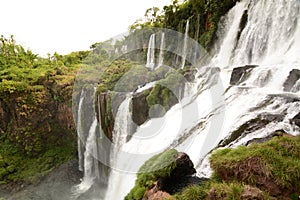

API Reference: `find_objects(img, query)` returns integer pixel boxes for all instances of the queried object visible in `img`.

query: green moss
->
[96,59,138,93]
[125,149,178,200]
[211,135,300,196]
[146,70,184,116]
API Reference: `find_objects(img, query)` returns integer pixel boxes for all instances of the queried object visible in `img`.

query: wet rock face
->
[98,92,114,141]
[132,90,150,126]
[230,65,257,85]
[0,87,75,155]
[291,112,300,127]
[218,112,285,147]
[283,69,300,92]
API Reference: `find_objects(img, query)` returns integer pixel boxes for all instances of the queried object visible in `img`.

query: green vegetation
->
[166,135,300,200]
[125,149,178,200]
[130,0,241,49]
[0,35,86,185]
[97,61,157,93]
[211,135,300,196]
[170,182,242,200]
[0,133,74,185]
[0,35,84,99]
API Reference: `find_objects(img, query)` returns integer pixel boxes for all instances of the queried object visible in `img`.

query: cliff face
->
[0,70,76,156]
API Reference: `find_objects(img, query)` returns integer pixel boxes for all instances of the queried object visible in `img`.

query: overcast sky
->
[1,0,171,56]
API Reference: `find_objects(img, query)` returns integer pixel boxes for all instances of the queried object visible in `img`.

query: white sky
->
[1,0,171,56]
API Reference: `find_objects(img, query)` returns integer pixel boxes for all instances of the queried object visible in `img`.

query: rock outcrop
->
[230,65,257,85]
[132,89,151,126]
[218,113,284,147]
[283,69,300,92]
[0,72,76,155]
[291,112,300,127]
[143,152,204,199]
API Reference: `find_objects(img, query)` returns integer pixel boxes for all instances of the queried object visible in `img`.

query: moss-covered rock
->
[211,135,300,198]
[125,150,199,200]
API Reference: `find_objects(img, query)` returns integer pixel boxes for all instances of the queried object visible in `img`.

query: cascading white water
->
[79,0,300,199]
[77,90,85,172]
[195,0,300,175]
[104,95,134,200]
[146,34,156,70]
[73,118,99,195]
[157,32,165,68]
[212,1,249,68]
[232,0,300,66]
[181,19,189,69]
[111,95,132,157]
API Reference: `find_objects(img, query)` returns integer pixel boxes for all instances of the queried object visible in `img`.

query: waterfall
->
[146,34,156,70]
[231,0,300,66]
[73,118,99,194]
[212,1,249,68]
[75,0,300,199]
[77,90,85,171]
[181,19,189,69]
[157,32,165,68]
[105,95,134,200]
[111,95,132,153]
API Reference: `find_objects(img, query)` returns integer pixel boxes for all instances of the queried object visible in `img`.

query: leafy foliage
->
[129,0,241,49]
[125,149,178,200]
[0,36,84,184]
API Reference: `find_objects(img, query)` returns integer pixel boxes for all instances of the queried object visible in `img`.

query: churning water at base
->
[75,0,300,199]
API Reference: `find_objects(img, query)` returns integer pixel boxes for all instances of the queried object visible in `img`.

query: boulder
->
[283,69,300,92]
[230,65,257,85]
[132,89,151,126]
[291,112,300,127]
[142,152,202,199]
[171,152,196,177]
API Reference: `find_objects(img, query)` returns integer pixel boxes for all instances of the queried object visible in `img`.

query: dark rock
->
[132,89,152,126]
[161,176,206,195]
[143,152,201,198]
[160,152,200,194]
[218,113,284,147]
[171,152,196,178]
[245,129,287,146]
[230,65,257,85]
[283,69,300,92]
[291,112,300,127]
[98,92,115,141]
[235,9,248,48]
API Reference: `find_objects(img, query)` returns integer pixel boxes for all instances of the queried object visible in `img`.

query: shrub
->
[125,149,178,200]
